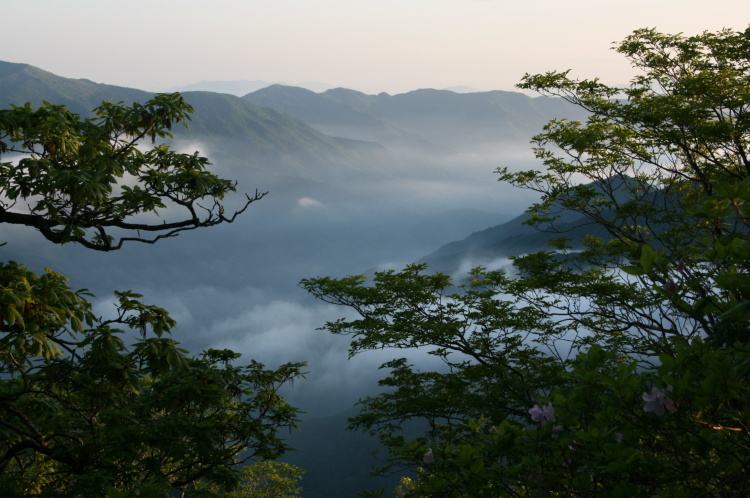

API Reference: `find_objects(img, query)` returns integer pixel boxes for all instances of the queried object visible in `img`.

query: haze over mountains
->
[0,60,589,496]
[0,60,591,278]
[243,83,585,156]
[168,79,335,96]
[167,79,487,98]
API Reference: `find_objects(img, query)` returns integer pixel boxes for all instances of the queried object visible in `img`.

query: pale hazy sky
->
[2,0,748,94]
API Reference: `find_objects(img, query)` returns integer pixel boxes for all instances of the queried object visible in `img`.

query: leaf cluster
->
[0,263,306,496]
[0,93,264,251]
[0,95,305,496]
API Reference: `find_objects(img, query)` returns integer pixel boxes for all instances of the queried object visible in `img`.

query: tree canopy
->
[0,93,264,251]
[303,27,750,496]
[0,95,304,496]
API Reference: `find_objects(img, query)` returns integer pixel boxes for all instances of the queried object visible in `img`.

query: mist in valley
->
[4,135,541,415]
[4,136,541,492]
[0,73,577,495]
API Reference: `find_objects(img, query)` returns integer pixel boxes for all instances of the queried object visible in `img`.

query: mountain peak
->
[323,87,368,97]
[252,84,320,97]
[168,79,273,97]
[0,61,32,79]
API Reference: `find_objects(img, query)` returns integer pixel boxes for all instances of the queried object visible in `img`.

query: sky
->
[2,0,749,95]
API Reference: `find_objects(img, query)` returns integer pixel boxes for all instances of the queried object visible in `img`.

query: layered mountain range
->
[0,59,593,269]
[243,83,586,155]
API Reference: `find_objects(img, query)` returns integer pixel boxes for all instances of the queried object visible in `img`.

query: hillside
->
[419,175,646,276]
[0,60,588,173]
[0,61,368,173]
[0,61,149,115]
[418,210,605,276]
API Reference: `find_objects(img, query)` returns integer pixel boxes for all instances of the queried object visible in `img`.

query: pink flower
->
[529,402,555,424]
[642,386,676,416]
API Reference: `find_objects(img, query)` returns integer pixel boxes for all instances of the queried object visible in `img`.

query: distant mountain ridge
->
[167,79,338,96]
[0,58,603,272]
[0,60,588,163]
[244,84,590,155]
[168,79,275,96]
[242,84,434,154]
[167,79,486,97]
[0,61,150,116]
[0,60,370,175]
